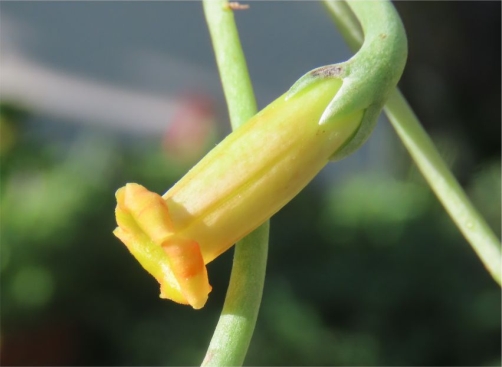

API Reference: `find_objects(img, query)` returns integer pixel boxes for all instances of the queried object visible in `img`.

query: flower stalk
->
[324,0,502,285]
[201,0,268,365]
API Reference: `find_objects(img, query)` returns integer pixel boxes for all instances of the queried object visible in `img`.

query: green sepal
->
[286,63,347,101]
[287,0,408,162]
[329,102,383,161]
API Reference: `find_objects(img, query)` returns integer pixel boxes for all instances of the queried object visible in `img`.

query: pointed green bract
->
[287,1,408,161]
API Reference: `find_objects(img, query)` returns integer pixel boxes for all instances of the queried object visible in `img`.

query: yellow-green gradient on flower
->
[114,77,363,309]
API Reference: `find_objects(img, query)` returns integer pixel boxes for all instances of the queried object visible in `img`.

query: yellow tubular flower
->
[114,77,363,309]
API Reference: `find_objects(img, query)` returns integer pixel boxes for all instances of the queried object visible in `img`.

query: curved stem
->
[324,0,501,285]
[201,1,269,366]
[324,0,363,50]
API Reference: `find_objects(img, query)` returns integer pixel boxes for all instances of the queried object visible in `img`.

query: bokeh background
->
[1,1,500,366]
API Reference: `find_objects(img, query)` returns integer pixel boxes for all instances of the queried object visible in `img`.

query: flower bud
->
[114,76,363,308]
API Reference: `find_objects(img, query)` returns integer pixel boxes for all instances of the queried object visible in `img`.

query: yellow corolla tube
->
[114,77,363,309]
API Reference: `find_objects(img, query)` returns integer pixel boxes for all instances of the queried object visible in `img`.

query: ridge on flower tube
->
[114,75,364,309]
[113,0,409,309]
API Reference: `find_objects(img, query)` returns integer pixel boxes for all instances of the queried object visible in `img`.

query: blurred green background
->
[1,2,500,366]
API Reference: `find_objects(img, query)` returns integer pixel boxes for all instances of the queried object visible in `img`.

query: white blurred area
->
[0,13,226,135]
[1,55,180,134]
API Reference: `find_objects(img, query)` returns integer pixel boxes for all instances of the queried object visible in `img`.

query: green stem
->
[325,0,363,50]
[324,0,501,285]
[203,0,256,129]
[324,0,363,50]
[385,90,501,284]
[201,1,269,366]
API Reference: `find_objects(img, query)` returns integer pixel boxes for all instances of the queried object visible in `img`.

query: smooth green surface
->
[201,225,269,366]
[202,0,269,366]
[203,0,256,130]
[324,0,501,285]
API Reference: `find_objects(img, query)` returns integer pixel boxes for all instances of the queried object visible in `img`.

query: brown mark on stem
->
[224,2,250,11]
[311,65,344,78]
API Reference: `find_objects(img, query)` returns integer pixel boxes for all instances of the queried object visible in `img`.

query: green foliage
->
[0,103,500,365]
